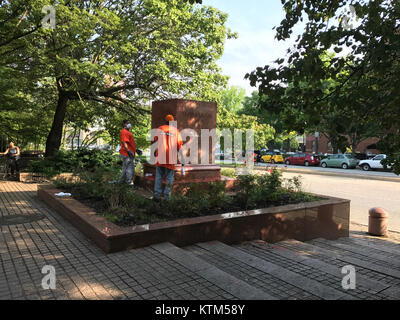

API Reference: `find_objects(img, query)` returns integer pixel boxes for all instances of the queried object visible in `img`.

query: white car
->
[359,154,391,171]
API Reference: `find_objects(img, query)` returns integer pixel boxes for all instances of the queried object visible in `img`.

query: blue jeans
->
[154,166,175,199]
[119,155,135,184]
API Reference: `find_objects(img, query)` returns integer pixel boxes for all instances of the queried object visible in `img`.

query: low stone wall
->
[19,172,78,183]
[37,186,350,253]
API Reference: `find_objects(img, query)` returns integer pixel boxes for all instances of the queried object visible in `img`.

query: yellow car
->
[261,151,284,164]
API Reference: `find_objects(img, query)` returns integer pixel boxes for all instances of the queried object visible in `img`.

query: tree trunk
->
[351,141,358,156]
[45,92,68,157]
[350,133,358,156]
[77,129,81,149]
[61,126,66,149]
[329,135,340,154]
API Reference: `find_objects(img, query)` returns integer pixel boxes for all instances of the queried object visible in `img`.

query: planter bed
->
[19,172,78,183]
[38,186,350,253]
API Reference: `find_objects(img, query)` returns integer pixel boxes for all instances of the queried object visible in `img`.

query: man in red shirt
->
[118,120,136,185]
[153,114,183,200]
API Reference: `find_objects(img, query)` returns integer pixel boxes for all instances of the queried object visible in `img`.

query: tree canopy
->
[220,86,246,113]
[217,105,275,151]
[1,0,235,156]
[246,0,400,173]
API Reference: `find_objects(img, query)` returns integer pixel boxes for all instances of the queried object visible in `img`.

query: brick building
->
[305,134,380,154]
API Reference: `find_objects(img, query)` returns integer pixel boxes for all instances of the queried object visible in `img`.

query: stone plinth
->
[151,99,217,165]
[143,99,224,192]
[144,164,221,181]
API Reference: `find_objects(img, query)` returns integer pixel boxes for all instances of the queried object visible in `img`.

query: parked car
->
[260,151,284,164]
[353,153,376,161]
[215,151,223,160]
[242,150,261,162]
[216,151,235,161]
[320,153,334,160]
[284,153,320,166]
[320,154,359,169]
[358,154,392,171]
[253,150,262,162]
[241,150,261,162]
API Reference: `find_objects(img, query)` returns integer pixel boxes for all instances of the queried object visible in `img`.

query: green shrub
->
[54,167,319,226]
[28,149,116,176]
[28,158,59,177]
[221,167,237,178]
[74,148,115,169]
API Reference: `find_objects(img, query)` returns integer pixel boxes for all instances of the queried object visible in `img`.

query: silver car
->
[321,154,359,169]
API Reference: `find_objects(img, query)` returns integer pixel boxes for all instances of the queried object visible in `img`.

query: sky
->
[203,0,305,95]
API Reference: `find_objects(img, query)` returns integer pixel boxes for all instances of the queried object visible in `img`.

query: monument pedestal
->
[138,163,235,193]
[144,163,221,181]
[138,99,236,194]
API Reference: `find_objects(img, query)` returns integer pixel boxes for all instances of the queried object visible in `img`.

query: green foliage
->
[239,91,300,151]
[240,91,288,136]
[220,167,237,178]
[283,176,303,193]
[216,88,276,151]
[54,168,319,226]
[1,0,235,155]
[28,149,116,176]
[246,0,400,173]
[378,133,400,174]
[220,86,246,113]
[217,105,275,150]
[235,169,284,209]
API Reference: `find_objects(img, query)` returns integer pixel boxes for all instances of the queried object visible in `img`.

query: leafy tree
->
[215,88,275,151]
[217,106,274,150]
[102,108,152,150]
[0,62,55,150]
[220,86,246,113]
[239,91,300,151]
[246,0,400,173]
[0,0,42,50]
[2,0,235,157]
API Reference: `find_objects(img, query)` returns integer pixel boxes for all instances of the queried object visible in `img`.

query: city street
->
[219,160,400,230]
[217,160,399,180]
[256,163,399,179]
[281,172,400,232]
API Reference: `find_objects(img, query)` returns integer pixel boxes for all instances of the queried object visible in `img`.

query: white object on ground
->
[54,192,72,197]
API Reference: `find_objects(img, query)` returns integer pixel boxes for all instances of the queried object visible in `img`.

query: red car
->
[241,150,261,162]
[284,153,320,166]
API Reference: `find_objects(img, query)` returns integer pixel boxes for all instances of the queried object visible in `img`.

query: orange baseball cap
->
[165,114,175,122]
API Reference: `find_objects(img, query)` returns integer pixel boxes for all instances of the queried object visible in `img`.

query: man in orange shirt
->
[153,114,183,200]
[118,120,136,185]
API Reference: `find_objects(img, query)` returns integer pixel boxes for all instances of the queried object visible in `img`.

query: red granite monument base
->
[38,186,350,253]
[144,163,221,180]
[138,163,235,193]
[147,99,230,193]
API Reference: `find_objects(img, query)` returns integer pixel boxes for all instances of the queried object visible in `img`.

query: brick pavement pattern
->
[1,181,400,300]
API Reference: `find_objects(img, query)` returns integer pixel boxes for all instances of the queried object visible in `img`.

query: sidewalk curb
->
[350,222,400,240]
[278,167,400,183]
[221,164,400,183]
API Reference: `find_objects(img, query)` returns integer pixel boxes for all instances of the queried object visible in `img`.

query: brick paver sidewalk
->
[0,181,233,300]
[1,181,400,300]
